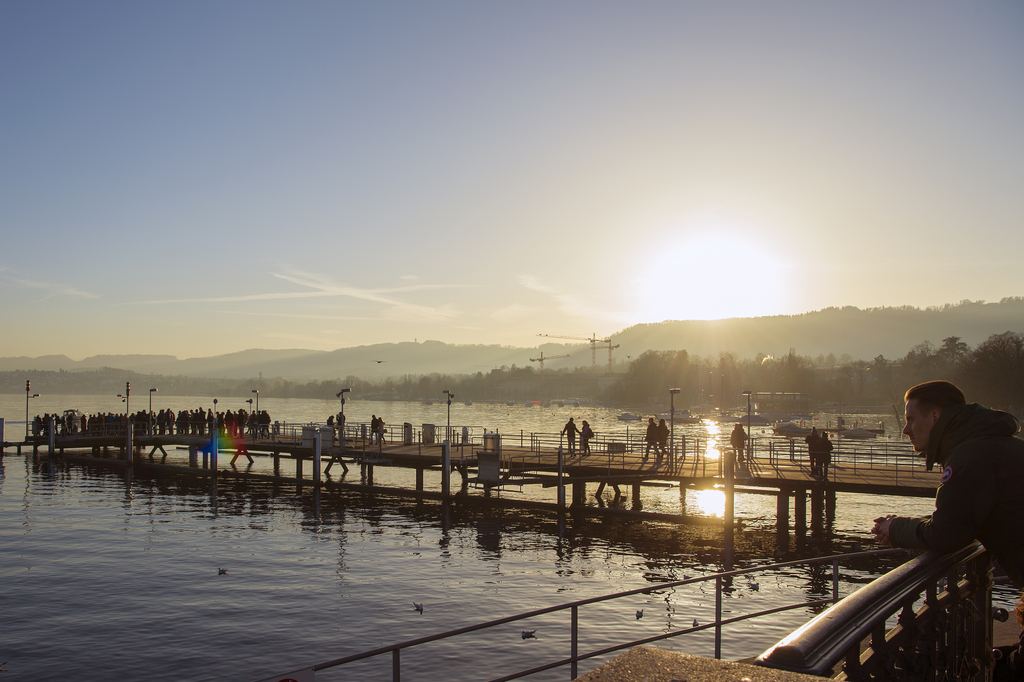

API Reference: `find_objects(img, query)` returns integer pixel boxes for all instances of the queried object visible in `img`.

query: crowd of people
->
[29,408,275,439]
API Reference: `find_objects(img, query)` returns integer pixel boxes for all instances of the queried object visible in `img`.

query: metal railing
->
[254,548,910,682]
[756,542,994,680]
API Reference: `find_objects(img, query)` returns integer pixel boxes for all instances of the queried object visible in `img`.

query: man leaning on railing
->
[872,380,1024,679]
[871,380,1024,586]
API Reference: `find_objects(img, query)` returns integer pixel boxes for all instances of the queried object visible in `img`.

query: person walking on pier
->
[871,380,1024,587]
[580,420,594,456]
[820,431,834,479]
[643,417,658,463]
[730,423,748,467]
[561,417,579,456]
[805,427,821,475]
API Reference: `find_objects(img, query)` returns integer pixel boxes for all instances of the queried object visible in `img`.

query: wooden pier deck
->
[6,428,942,501]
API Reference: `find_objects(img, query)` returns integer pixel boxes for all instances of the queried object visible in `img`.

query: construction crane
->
[529,351,571,371]
[537,333,620,373]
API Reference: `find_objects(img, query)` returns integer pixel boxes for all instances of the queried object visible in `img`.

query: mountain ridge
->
[3,298,1021,379]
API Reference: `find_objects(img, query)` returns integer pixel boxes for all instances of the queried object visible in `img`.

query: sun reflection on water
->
[691,489,725,518]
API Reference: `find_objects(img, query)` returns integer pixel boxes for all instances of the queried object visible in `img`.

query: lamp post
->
[25,381,39,440]
[336,388,350,449]
[743,390,752,464]
[251,389,259,415]
[443,390,454,443]
[669,387,680,465]
[149,388,157,435]
[124,382,131,416]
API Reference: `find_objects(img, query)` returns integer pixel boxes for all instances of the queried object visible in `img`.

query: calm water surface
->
[4,394,1001,682]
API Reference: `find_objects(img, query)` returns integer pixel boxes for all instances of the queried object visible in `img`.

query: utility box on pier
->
[301,426,332,448]
[482,432,501,454]
[403,423,412,445]
[422,423,435,445]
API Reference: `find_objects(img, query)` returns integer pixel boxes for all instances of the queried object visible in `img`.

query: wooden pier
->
[2,423,941,535]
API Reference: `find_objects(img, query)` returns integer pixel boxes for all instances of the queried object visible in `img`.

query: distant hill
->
[2,298,1021,380]
[611,298,1024,362]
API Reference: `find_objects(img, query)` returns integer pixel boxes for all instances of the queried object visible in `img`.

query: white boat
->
[617,413,641,421]
[774,422,811,437]
[836,428,877,439]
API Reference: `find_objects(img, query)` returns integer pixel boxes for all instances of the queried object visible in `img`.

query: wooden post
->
[415,467,424,491]
[572,480,585,508]
[794,488,807,539]
[776,489,790,534]
[49,417,57,456]
[557,446,565,510]
[725,446,735,570]
[313,431,321,485]
[124,423,132,464]
[210,425,218,472]
[810,486,824,534]
[273,454,280,476]
[631,482,641,510]
[441,440,450,499]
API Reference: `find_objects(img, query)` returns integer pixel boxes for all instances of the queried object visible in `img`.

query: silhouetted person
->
[656,419,669,464]
[730,423,748,466]
[561,417,579,455]
[643,417,657,462]
[580,420,594,456]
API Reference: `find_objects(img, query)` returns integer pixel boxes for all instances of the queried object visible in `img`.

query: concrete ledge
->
[575,646,827,682]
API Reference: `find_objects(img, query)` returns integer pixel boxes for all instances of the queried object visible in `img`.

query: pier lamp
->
[668,388,680,463]
[443,390,454,443]
[124,382,131,415]
[25,381,40,440]
[336,388,350,451]
[742,390,752,462]
[149,388,157,435]
[336,388,350,423]
[251,389,259,416]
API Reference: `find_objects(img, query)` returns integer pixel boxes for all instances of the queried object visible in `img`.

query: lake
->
[4,394,1003,681]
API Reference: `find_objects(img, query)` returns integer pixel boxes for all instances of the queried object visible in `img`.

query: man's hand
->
[872,515,896,547]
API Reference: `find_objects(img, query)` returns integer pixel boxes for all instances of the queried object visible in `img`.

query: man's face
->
[903,399,940,453]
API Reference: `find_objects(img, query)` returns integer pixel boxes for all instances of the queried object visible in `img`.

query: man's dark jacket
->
[889,403,1024,587]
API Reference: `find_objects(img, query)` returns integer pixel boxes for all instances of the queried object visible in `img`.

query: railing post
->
[715,575,722,659]
[571,604,578,680]
[832,558,840,603]
[393,648,400,682]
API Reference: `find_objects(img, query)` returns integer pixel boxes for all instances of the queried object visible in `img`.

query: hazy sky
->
[2,1,1022,359]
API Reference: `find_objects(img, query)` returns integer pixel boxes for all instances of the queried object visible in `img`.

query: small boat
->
[617,413,641,421]
[774,422,811,437]
[524,402,533,407]
[505,401,515,406]
[464,401,473,406]
[836,428,877,440]
[556,401,565,407]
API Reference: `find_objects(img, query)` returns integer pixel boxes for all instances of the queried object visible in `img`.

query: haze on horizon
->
[2,2,1022,361]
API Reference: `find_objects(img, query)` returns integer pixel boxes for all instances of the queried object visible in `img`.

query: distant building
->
[753,392,810,414]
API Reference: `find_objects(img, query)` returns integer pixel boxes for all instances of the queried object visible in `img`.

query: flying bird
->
[521,630,537,639]
[218,568,228,575]
[373,360,385,364]
[636,609,644,620]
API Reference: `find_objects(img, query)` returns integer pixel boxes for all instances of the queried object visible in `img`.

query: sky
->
[2,1,1022,360]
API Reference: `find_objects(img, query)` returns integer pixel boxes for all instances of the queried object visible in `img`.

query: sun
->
[629,224,793,322]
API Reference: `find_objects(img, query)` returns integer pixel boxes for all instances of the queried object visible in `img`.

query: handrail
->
[755,542,990,678]
[252,548,910,682]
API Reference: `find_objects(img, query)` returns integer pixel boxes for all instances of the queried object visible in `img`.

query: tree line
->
[2,331,1021,413]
